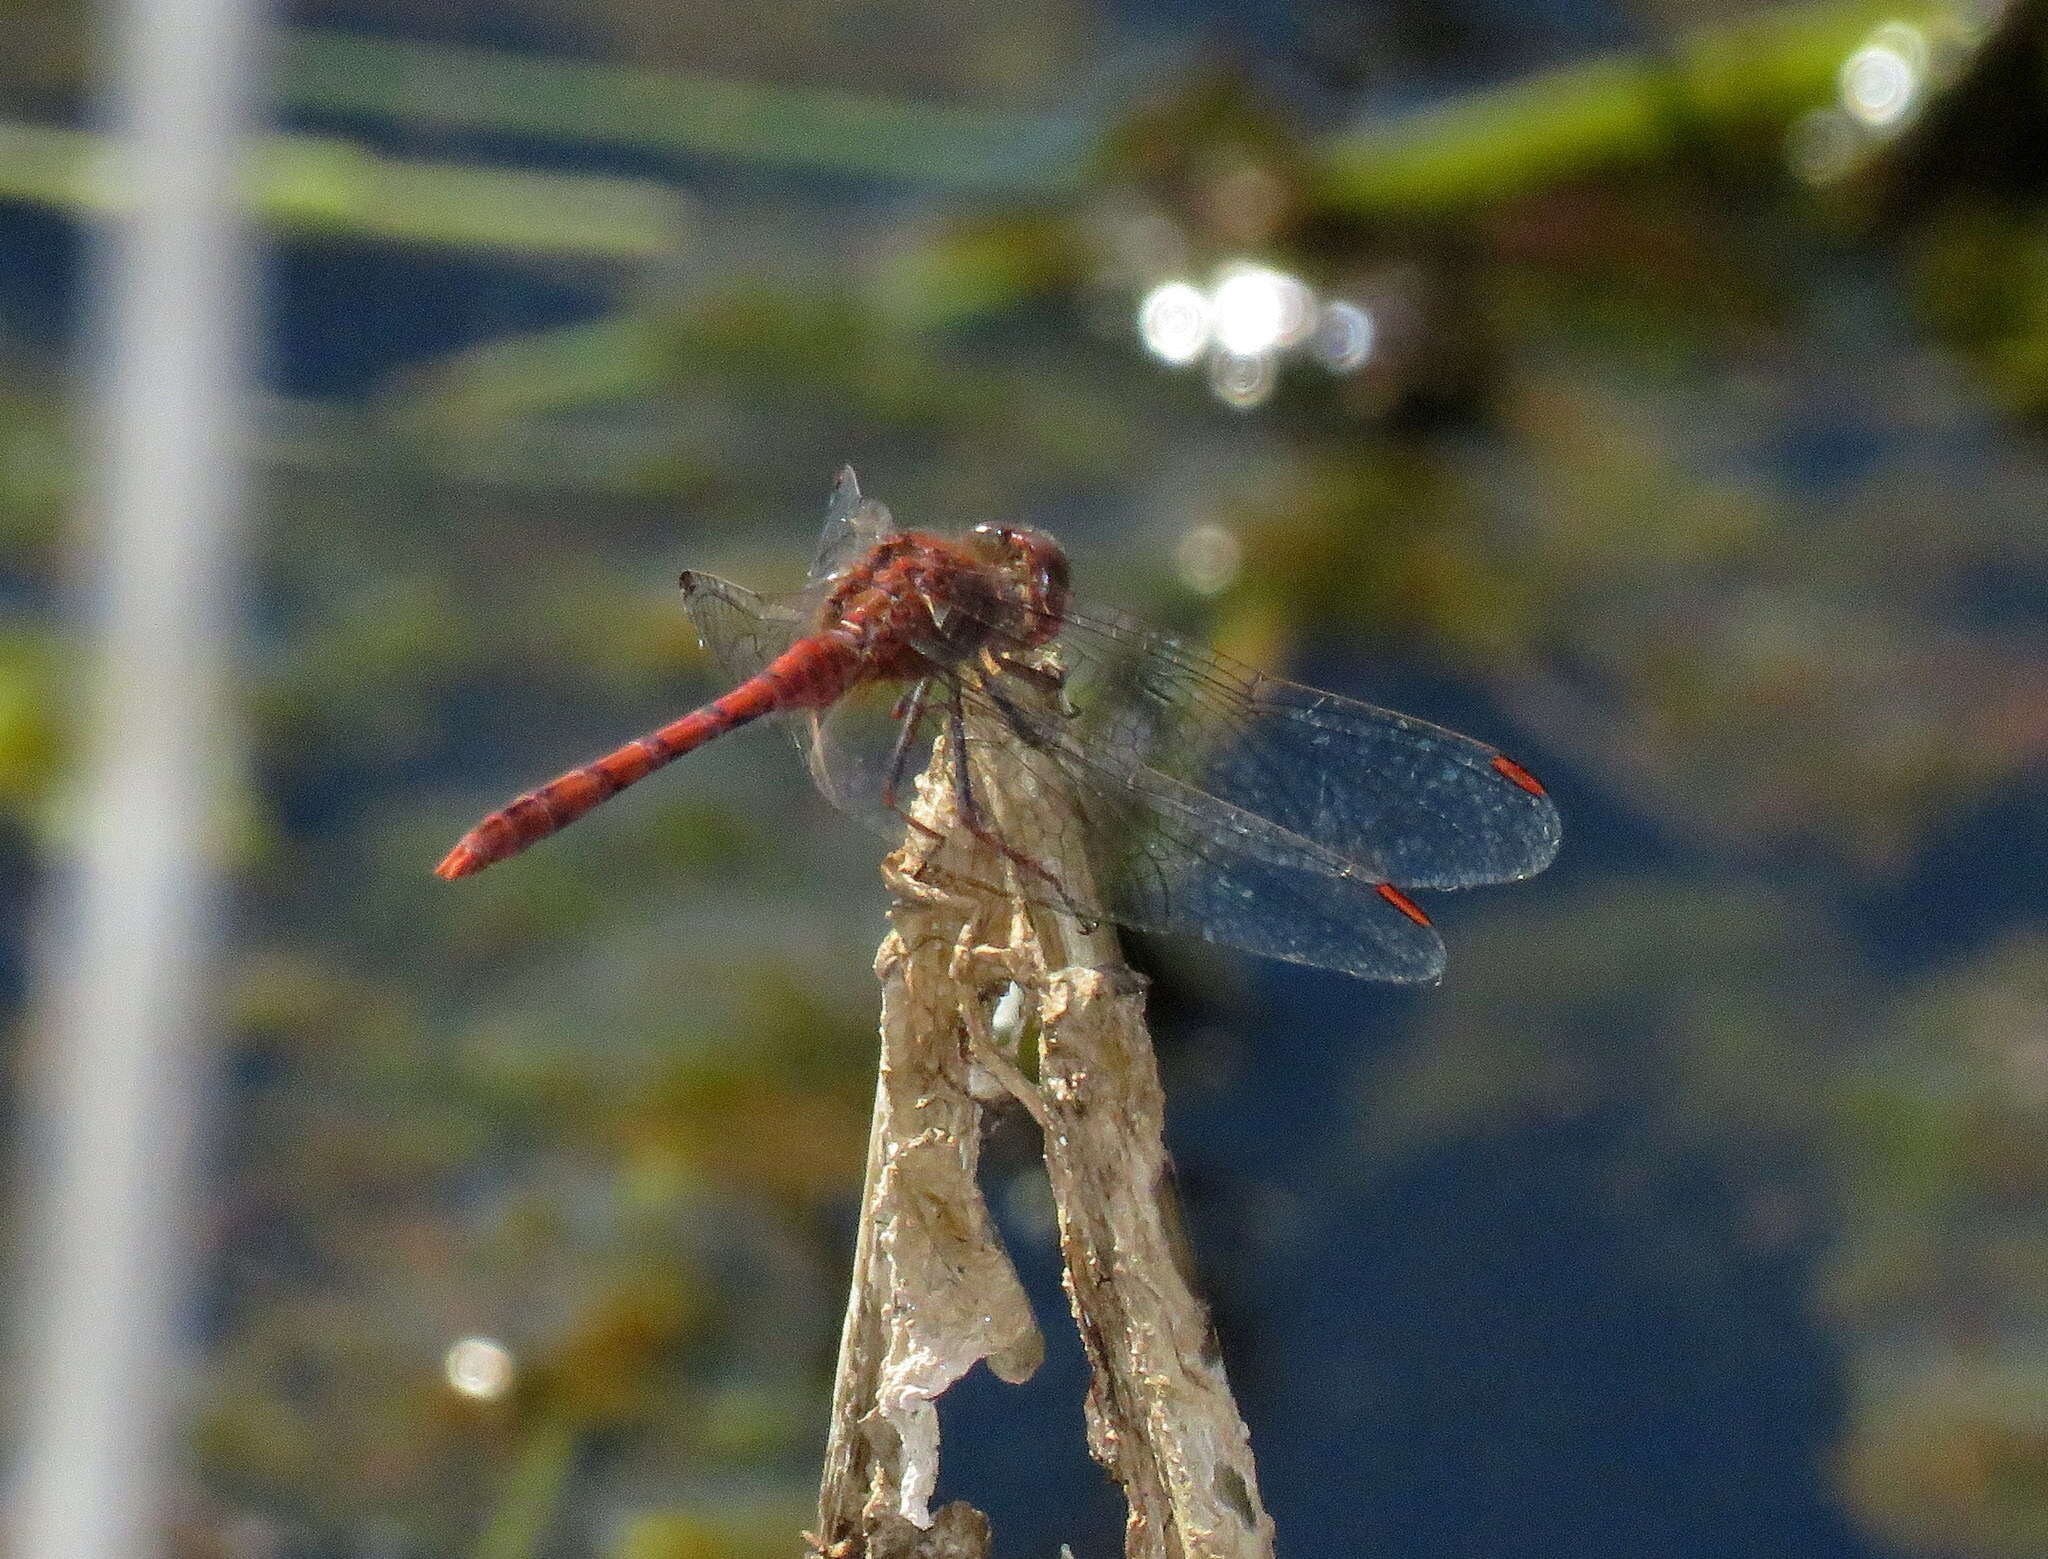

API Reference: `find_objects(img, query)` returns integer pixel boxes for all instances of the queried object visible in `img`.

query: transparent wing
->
[677,570,808,684]
[954,669,1447,982]
[1043,605,1562,891]
[808,465,902,584]
[799,674,949,817]
[679,555,1555,982]
[678,566,939,813]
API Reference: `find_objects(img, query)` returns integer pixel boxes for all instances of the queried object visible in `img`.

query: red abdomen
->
[434,633,860,878]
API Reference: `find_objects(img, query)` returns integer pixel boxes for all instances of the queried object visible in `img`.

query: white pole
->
[9,1,264,1555]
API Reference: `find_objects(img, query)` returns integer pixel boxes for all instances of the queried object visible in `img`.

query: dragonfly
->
[436,469,1560,981]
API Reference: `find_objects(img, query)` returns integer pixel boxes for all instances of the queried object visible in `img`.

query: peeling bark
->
[811,675,1274,1559]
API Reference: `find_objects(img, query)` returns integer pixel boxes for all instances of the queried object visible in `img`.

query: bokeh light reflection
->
[1174,523,1244,595]
[1137,281,1211,365]
[444,1335,516,1401]
[1839,25,1925,129]
[1211,265,1315,356]
[1207,350,1277,409]
[1137,262,1380,406]
[1312,300,1375,372]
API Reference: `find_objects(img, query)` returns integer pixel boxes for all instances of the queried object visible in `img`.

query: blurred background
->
[4,1,2047,1556]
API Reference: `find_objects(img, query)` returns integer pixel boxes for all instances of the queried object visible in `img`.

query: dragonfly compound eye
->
[972,524,1071,626]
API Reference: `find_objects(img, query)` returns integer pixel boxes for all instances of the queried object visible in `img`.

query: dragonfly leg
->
[985,652,1078,723]
[944,682,1093,924]
[987,651,1066,696]
[974,676,1064,755]
[880,676,935,815]
[878,677,965,864]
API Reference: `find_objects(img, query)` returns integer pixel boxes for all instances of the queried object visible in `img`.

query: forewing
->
[1050,608,1561,891]
[808,465,901,584]
[956,672,1446,981]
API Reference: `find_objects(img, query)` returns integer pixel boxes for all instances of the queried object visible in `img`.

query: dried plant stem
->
[808,911,1038,1559]
[810,690,1275,1559]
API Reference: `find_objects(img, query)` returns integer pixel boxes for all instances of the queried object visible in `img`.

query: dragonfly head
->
[970,523,1070,646]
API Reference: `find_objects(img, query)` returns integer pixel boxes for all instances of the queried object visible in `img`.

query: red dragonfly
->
[436,470,1559,981]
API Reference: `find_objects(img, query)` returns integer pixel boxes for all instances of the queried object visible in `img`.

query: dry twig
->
[810,680,1275,1559]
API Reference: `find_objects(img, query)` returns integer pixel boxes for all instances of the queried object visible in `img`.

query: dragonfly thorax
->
[821,527,1069,679]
